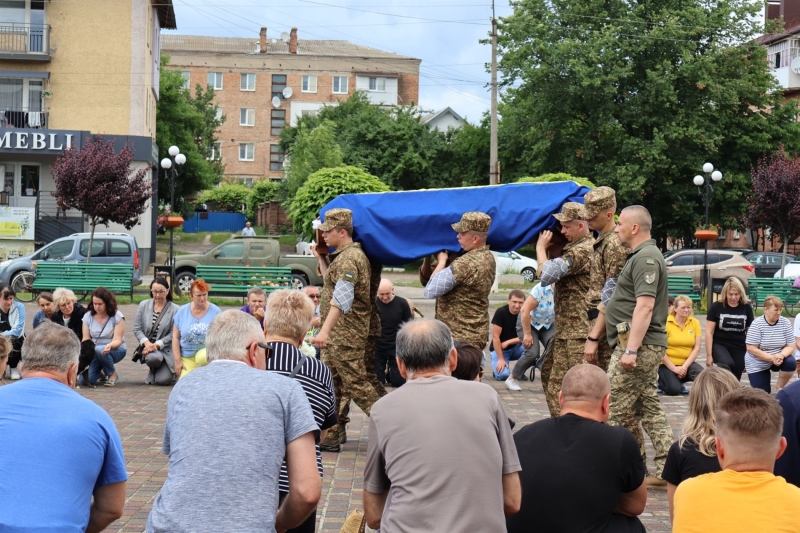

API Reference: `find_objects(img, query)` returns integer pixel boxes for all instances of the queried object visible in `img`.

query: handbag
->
[133,303,169,364]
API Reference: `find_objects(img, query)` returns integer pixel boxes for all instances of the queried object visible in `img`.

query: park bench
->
[31,263,134,301]
[668,276,701,305]
[195,265,293,298]
[748,278,800,316]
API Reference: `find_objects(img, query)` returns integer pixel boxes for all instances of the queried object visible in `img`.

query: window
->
[270,145,284,171]
[239,108,255,126]
[271,74,286,99]
[776,52,782,69]
[208,72,223,90]
[369,77,386,91]
[217,242,244,258]
[250,244,269,259]
[239,143,254,161]
[20,165,38,196]
[79,240,106,258]
[240,73,255,91]
[669,254,694,266]
[207,142,221,161]
[0,0,45,52]
[332,75,348,94]
[215,107,223,121]
[302,75,317,93]
[0,78,44,116]
[108,240,132,257]
[181,71,191,90]
[36,240,73,260]
[271,109,286,135]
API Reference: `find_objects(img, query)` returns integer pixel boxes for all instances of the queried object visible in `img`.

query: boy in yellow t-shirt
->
[659,295,703,396]
[673,388,800,533]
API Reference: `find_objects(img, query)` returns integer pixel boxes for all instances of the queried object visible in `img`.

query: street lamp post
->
[693,163,723,310]
[160,146,186,286]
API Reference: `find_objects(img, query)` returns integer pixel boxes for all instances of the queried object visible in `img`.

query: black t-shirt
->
[0,309,10,333]
[707,301,754,347]
[661,438,721,485]
[375,297,412,354]
[491,305,519,343]
[507,414,646,533]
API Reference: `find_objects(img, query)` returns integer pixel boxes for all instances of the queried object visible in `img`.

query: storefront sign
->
[0,206,34,240]
[0,129,86,155]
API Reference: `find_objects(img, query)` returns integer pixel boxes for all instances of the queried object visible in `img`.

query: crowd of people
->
[1,197,800,533]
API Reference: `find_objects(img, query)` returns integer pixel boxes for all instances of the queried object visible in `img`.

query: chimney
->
[289,28,298,54]
[260,27,267,53]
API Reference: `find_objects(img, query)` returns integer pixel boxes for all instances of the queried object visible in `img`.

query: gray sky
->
[168,0,514,123]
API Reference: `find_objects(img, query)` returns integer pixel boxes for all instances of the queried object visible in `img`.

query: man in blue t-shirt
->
[0,322,128,533]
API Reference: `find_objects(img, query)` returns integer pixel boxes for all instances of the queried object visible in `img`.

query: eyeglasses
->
[478,367,484,379]
[309,294,320,299]
[152,290,167,295]
[255,342,273,358]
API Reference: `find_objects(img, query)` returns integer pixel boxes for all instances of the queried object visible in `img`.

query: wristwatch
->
[623,348,638,356]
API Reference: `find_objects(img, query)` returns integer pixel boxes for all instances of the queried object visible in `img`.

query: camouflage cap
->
[452,211,492,233]
[552,202,585,223]
[318,208,353,231]
[580,186,617,219]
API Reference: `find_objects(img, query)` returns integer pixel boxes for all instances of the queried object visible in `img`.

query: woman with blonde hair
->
[662,366,740,520]
[706,277,754,381]
[659,295,703,395]
[51,287,87,341]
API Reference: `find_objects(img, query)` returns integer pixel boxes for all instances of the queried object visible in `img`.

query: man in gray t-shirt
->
[147,310,320,533]
[364,319,522,532]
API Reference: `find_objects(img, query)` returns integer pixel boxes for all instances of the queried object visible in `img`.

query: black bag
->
[132,304,169,364]
[132,344,145,364]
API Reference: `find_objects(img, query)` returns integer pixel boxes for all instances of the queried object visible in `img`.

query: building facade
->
[0,0,176,266]
[761,0,800,99]
[162,28,421,185]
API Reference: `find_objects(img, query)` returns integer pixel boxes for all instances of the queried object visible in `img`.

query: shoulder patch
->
[644,271,656,284]
[343,271,355,282]
[646,259,655,264]
[564,257,573,269]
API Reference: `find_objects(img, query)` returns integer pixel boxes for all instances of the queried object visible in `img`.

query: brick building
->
[162,28,421,185]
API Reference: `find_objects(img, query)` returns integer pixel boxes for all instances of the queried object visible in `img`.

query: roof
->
[156,0,177,30]
[757,25,800,46]
[421,107,465,124]
[161,34,418,60]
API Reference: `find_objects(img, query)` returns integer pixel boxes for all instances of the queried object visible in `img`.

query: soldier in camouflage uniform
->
[420,212,495,349]
[604,206,674,486]
[312,208,382,453]
[536,202,594,417]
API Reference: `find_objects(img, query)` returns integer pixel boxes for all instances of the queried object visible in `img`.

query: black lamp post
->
[693,162,723,310]
[160,146,186,286]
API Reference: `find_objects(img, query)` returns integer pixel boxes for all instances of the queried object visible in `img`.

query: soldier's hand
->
[537,230,554,251]
[584,341,598,364]
[620,352,637,370]
[495,359,508,373]
[313,331,329,349]
[310,242,320,258]
[522,334,533,349]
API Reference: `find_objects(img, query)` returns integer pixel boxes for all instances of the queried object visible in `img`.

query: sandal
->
[104,374,118,387]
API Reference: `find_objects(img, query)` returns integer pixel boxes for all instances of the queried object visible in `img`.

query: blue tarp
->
[321,181,591,265]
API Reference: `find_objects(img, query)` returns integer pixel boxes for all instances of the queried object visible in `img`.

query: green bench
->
[195,266,294,297]
[31,263,134,301]
[668,276,701,304]
[748,278,800,316]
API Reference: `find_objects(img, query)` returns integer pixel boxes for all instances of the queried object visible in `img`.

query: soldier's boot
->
[320,424,345,452]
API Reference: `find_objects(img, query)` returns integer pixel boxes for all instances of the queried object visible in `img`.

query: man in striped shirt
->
[264,289,337,533]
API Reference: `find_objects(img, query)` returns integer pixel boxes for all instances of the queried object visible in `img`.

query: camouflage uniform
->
[365,259,387,396]
[539,203,594,417]
[318,210,382,444]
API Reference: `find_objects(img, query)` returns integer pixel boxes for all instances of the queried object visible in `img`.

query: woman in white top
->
[81,287,127,387]
[744,296,796,393]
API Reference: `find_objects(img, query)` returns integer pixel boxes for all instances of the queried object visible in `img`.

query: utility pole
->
[489,1,499,185]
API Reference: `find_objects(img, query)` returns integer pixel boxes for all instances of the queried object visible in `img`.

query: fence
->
[256,201,291,235]
[182,212,246,233]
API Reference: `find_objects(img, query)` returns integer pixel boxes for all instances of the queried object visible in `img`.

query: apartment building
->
[162,28,421,185]
[761,0,800,99]
[0,0,176,265]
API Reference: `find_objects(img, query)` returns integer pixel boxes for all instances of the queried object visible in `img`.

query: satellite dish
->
[272,96,281,108]
[280,32,290,42]
[283,87,293,99]
[792,57,800,75]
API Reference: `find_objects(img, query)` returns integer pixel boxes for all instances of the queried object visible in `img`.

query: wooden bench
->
[32,263,134,301]
[668,276,701,304]
[748,278,800,316]
[195,265,294,297]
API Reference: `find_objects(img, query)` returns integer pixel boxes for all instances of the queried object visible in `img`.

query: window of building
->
[271,109,286,135]
[181,71,191,90]
[239,143,254,161]
[270,145,284,171]
[207,142,221,161]
[369,77,386,91]
[272,74,287,99]
[0,0,45,52]
[0,78,44,126]
[240,73,255,91]
[240,108,255,126]
[775,52,782,69]
[302,75,317,93]
[20,165,38,196]
[215,106,223,121]
[239,177,254,188]
[208,72,223,90]
[332,76,348,94]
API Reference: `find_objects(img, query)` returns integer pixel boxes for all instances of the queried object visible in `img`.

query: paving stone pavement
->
[5,299,795,533]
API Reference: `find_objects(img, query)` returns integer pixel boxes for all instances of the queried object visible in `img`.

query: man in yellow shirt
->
[659,295,703,396]
[673,388,800,533]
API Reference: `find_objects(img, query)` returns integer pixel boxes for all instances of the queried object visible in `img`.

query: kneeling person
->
[490,289,526,381]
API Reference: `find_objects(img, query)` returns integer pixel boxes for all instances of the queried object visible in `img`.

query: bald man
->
[375,279,412,387]
[507,364,647,533]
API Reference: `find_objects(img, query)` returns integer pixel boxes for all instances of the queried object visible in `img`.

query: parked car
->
[493,250,538,282]
[664,249,755,292]
[744,252,796,278]
[0,233,142,300]
[172,235,322,294]
[773,260,800,279]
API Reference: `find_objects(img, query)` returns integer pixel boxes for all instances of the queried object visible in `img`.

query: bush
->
[289,166,390,239]
[200,183,249,212]
[516,173,596,189]
[247,179,280,220]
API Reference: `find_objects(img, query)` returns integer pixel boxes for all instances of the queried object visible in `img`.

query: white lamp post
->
[160,146,185,285]
[694,163,724,309]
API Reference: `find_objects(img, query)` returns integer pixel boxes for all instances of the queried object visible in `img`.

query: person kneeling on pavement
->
[489,290,526,381]
[659,295,703,396]
[0,282,25,381]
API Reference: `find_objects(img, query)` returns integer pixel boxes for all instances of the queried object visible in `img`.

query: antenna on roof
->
[280,32,290,43]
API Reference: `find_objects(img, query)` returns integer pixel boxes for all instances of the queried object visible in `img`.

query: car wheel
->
[291,274,308,290]
[521,268,536,282]
[175,271,196,296]
[11,271,35,302]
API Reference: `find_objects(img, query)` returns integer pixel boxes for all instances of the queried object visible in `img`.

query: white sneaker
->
[10,367,20,380]
[505,377,522,391]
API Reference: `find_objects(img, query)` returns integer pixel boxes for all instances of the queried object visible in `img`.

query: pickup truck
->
[172,236,322,295]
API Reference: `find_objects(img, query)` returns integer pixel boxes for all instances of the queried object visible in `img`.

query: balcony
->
[0,23,50,60]
[0,107,48,129]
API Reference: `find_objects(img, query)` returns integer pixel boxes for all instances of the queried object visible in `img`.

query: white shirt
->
[242,227,256,236]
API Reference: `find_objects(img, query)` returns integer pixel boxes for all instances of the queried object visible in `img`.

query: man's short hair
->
[509,289,526,301]
[246,287,266,300]
[335,225,354,237]
[561,364,610,404]
[620,205,652,232]
[469,230,488,242]
[21,322,80,373]
[716,388,784,444]
[206,310,264,363]
[396,319,453,374]
[264,289,314,340]
[453,340,483,381]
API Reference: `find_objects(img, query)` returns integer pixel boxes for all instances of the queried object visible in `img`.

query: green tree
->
[439,119,492,187]
[247,179,281,220]
[157,55,224,209]
[289,166,390,239]
[200,183,250,212]
[283,120,344,198]
[516,173,596,189]
[496,0,800,247]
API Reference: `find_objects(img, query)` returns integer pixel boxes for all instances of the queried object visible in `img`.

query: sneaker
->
[10,367,20,380]
[657,387,664,394]
[505,377,522,391]
[680,386,689,395]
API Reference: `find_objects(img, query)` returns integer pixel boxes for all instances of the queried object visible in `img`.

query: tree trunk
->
[86,218,97,263]
[780,238,791,278]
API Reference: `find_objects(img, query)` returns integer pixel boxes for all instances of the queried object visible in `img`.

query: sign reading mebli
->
[0,131,75,151]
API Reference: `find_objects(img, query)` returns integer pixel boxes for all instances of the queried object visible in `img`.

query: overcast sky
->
[169,0,514,123]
